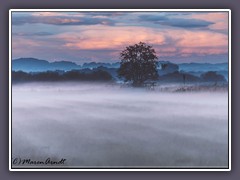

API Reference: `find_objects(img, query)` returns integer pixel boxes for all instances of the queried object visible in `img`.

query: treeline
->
[12,70,113,82]
[158,71,226,83]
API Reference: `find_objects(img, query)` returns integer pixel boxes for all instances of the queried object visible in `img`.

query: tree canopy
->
[118,42,158,86]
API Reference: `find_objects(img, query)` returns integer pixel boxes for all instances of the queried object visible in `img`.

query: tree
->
[118,42,158,86]
[201,71,226,82]
[161,63,168,70]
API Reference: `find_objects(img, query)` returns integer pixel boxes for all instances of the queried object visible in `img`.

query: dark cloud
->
[13,32,54,36]
[12,15,115,26]
[85,12,127,17]
[33,32,54,36]
[139,15,168,21]
[139,14,214,28]
[165,12,195,16]
[159,18,214,28]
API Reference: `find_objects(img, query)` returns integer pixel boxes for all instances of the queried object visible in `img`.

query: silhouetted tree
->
[161,63,168,70]
[118,42,158,86]
[201,71,226,82]
[183,74,186,85]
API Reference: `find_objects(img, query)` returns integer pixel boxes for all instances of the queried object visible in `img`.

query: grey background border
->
[0,0,238,179]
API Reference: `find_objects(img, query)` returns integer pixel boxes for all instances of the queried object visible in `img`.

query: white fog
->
[12,82,228,168]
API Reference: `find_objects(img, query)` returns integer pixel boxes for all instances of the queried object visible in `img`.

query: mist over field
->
[12,82,228,168]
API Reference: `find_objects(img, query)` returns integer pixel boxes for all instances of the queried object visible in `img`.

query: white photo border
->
[9,9,231,171]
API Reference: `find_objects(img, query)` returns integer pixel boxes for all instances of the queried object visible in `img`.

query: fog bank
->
[12,82,228,168]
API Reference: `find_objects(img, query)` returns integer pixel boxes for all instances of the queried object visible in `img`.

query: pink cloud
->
[176,30,227,47]
[57,26,166,50]
[191,13,228,22]
[31,12,85,17]
[12,21,228,61]
[190,12,228,31]
[209,21,228,31]
[173,30,228,56]
[45,26,228,58]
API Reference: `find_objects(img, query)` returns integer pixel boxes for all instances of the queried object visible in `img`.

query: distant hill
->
[82,62,120,69]
[178,62,228,72]
[12,58,120,72]
[12,58,229,81]
[51,61,79,70]
[12,58,81,72]
[178,62,228,80]
[157,62,179,75]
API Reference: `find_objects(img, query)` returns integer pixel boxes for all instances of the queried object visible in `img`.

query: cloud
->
[159,18,214,28]
[56,26,165,50]
[12,24,228,61]
[190,13,228,32]
[52,25,228,58]
[13,32,54,36]
[11,12,229,63]
[31,12,84,17]
[139,15,168,21]
[163,29,228,57]
[12,15,115,26]
[176,30,227,47]
[191,12,228,23]
[139,14,214,28]
[86,12,127,17]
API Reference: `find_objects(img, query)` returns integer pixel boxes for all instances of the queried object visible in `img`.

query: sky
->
[11,11,229,64]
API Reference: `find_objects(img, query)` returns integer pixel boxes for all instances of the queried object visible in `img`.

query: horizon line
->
[11,57,228,65]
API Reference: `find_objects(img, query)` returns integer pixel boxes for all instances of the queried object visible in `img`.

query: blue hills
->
[178,62,228,72]
[12,58,228,82]
[12,57,228,81]
[12,58,81,72]
[12,58,121,72]
[12,57,228,72]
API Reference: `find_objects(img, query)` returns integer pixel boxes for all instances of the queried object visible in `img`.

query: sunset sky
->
[11,11,229,64]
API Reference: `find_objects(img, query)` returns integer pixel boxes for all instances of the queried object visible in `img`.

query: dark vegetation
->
[118,42,158,86]
[12,70,113,83]
[201,71,226,82]
[158,71,226,83]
